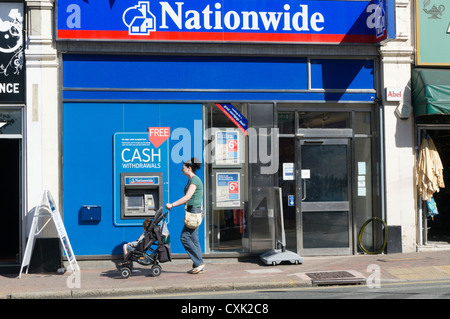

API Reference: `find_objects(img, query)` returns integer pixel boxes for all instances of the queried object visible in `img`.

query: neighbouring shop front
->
[413,1,450,249]
[57,0,389,258]
[0,1,25,269]
[412,69,450,247]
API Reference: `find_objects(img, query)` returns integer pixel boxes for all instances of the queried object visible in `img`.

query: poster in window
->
[215,172,241,208]
[215,129,241,166]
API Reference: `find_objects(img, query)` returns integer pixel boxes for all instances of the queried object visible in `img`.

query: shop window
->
[0,109,22,135]
[354,112,371,135]
[0,108,22,264]
[205,103,249,253]
[278,112,295,134]
[354,137,375,252]
[298,112,350,129]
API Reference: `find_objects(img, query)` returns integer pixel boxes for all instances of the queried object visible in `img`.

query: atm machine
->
[120,172,163,219]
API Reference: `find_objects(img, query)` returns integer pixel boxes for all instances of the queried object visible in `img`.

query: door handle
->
[304,140,324,144]
[302,179,307,200]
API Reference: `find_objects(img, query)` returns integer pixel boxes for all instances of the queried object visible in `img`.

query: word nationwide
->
[159,2,325,32]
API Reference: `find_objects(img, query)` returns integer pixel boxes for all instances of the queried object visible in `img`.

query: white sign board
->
[19,190,79,278]
[385,87,402,101]
[283,163,294,180]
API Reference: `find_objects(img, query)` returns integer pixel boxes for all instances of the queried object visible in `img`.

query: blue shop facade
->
[57,0,393,258]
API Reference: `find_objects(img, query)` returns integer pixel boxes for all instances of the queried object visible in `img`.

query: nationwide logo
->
[123,2,156,35]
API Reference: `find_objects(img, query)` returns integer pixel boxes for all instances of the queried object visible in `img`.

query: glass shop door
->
[298,138,352,255]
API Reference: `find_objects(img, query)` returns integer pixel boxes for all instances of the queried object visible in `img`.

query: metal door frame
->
[416,125,450,247]
[296,129,353,256]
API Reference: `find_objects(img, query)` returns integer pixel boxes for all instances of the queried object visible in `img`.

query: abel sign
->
[57,0,387,44]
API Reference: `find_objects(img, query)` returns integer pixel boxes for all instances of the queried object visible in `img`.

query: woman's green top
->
[184,175,203,208]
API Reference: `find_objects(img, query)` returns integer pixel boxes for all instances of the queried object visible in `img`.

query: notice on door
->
[358,162,367,197]
[283,163,294,180]
[215,172,241,208]
[301,169,310,179]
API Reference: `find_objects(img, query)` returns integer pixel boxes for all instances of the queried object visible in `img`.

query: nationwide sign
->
[57,0,387,44]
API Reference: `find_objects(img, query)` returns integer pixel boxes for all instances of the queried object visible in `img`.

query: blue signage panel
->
[125,176,159,186]
[62,54,376,102]
[215,103,247,135]
[113,132,169,226]
[288,195,295,206]
[57,0,387,44]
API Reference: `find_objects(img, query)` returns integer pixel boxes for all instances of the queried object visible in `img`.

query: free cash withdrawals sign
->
[57,0,387,44]
[113,132,169,226]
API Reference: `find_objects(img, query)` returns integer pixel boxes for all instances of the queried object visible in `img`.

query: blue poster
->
[215,130,241,166]
[216,172,241,208]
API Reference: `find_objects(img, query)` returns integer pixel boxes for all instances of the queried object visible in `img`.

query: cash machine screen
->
[127,195,143,208]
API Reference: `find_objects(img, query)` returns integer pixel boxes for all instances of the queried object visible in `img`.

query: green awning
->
[412,69,450,117]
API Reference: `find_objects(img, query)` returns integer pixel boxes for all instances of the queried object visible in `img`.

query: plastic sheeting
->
[417,137,445,201]
[412,69,450,117]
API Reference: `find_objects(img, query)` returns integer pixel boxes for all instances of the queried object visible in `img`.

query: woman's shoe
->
[190,264,205,274]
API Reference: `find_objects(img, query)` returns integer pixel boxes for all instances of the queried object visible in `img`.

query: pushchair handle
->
[149,207,168,228]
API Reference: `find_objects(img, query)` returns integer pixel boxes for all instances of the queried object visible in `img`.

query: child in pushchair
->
[118,207,171,279]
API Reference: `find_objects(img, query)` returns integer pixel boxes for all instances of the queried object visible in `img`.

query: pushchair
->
[118,207,171,279]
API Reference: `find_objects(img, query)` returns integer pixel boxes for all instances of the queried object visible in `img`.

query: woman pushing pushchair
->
[118,157,204,278]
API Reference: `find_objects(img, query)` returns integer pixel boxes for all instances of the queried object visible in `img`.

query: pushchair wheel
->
[150,265,162,277]
[120,266,132,279]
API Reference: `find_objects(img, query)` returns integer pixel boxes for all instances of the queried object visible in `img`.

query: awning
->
[412,69,450,117]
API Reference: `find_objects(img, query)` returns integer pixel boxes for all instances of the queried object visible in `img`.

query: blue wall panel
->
[63,55,308,91]
[62,90,376,102]
[63,103,203,256]
[62,55,375,102]
[310,59,375,90]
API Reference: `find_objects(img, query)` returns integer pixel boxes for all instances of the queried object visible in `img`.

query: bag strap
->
[154,225,163,244]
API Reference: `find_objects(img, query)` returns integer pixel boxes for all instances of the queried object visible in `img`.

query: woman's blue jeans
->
[180,208,204,268]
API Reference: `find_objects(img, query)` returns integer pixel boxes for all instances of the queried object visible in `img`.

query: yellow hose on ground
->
[358,217,388,254]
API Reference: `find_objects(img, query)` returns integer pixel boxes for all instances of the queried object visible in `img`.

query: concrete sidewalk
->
[2,250,450,299]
